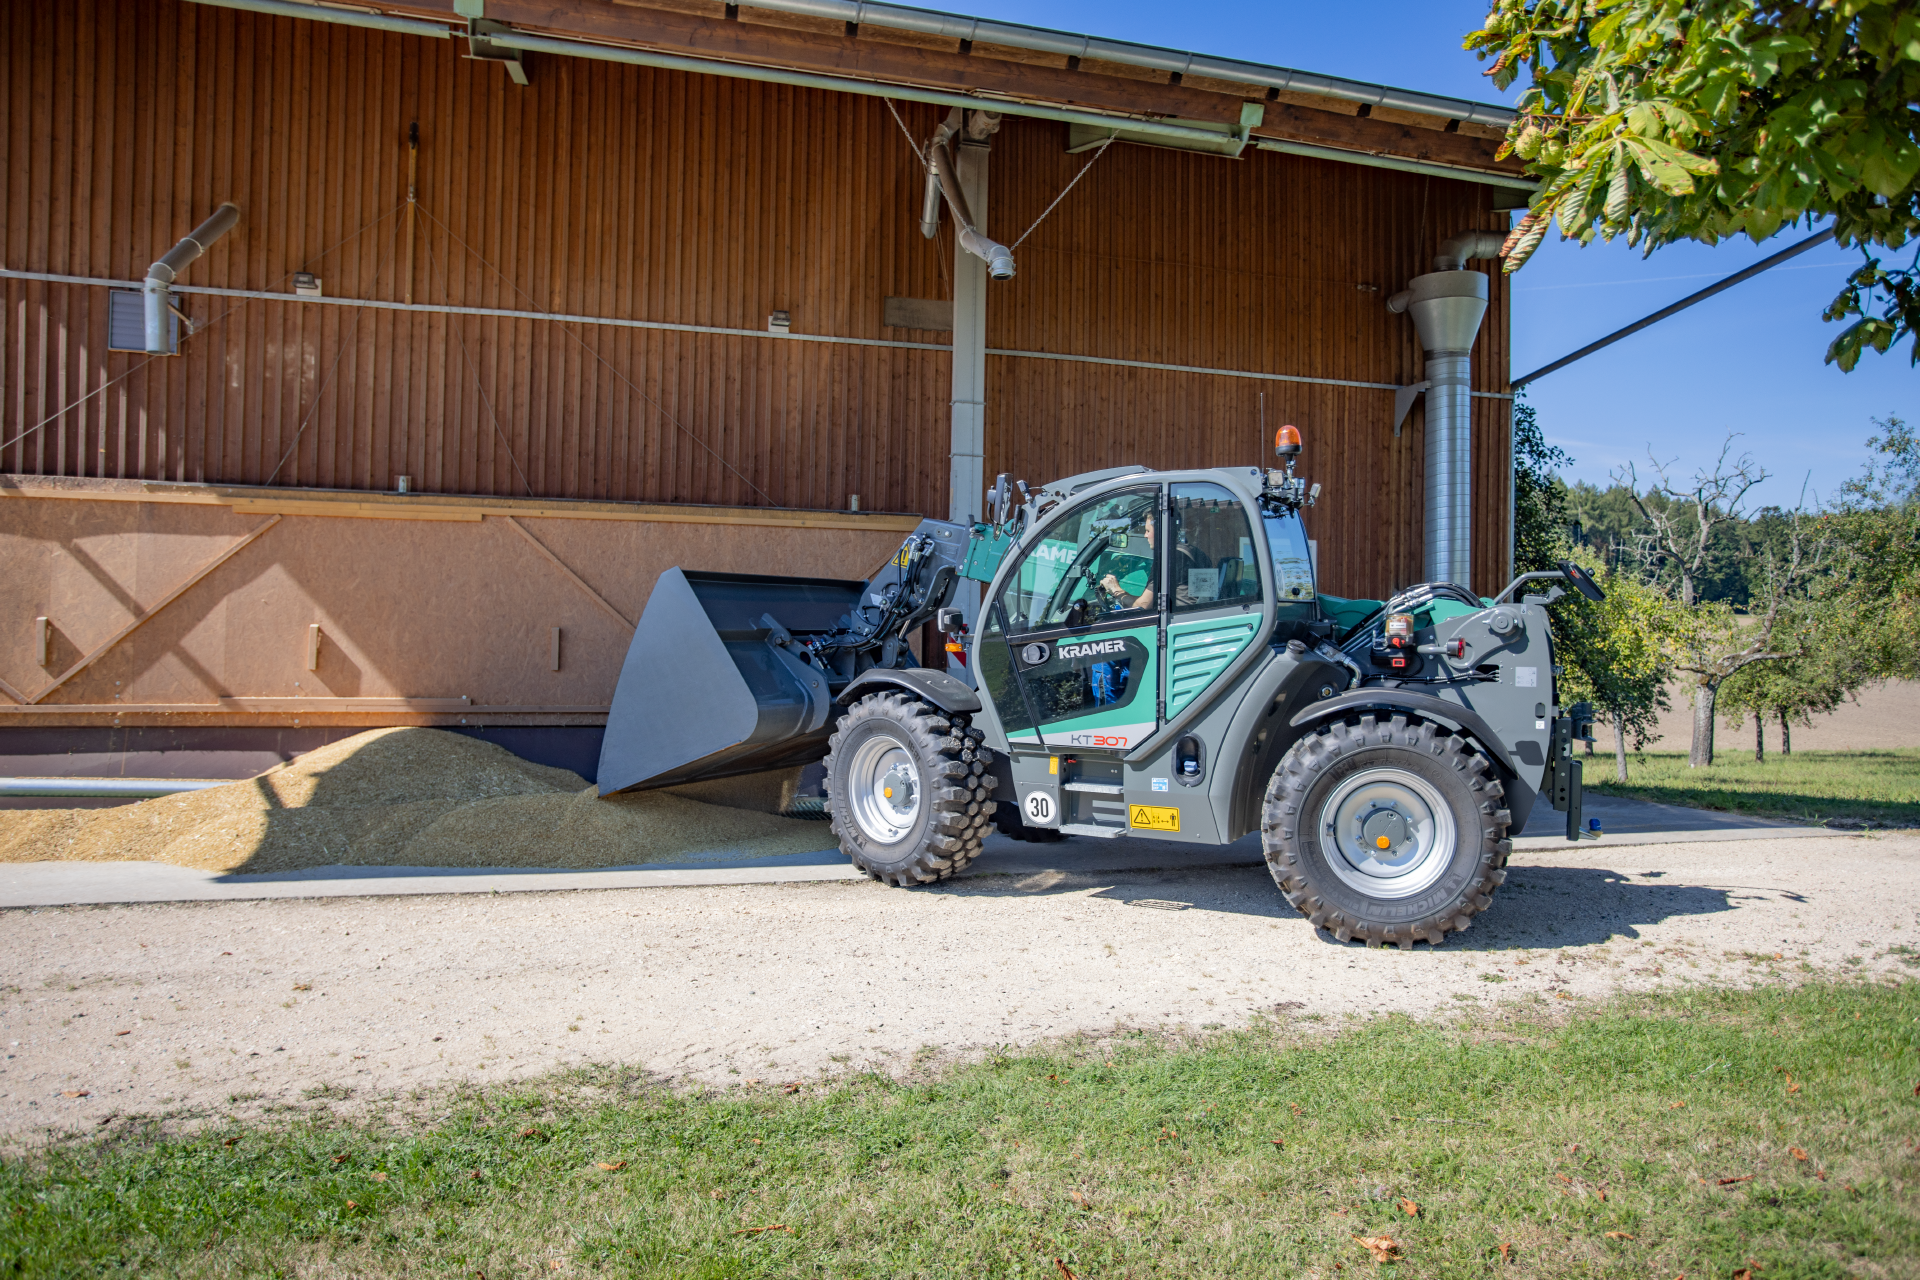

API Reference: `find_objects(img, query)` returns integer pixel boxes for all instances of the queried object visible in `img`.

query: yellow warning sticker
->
[1129,804,1180,832]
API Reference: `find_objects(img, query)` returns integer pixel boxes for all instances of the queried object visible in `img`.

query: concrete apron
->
[0,793,1841,908]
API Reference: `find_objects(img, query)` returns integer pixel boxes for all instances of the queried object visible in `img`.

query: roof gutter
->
[487,30,1262,150]
[1253,138,1536,191]
[740,0,1515,128]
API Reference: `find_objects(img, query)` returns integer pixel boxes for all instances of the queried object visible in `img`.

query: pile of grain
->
[0,727,836,874]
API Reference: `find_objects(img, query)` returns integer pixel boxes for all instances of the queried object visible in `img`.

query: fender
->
[1288,689,1522,779]
[837,666,983,716]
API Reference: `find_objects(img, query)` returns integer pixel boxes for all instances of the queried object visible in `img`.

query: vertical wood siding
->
[984,120,1513,595]
[0,0,1513,596]
[0,0,953,513]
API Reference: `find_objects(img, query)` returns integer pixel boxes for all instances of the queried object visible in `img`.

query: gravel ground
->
[3,832,1915,1144]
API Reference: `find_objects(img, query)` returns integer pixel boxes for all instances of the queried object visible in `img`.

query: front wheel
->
[824,692,993,886]
[1261,713,1511,948]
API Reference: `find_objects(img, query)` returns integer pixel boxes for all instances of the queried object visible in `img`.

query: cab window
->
[1262,508,1317,615]
[1167,483,1262,612]
[994,487,1160,633]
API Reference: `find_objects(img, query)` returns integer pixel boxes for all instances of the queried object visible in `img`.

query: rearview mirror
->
[1558,559,1606,603]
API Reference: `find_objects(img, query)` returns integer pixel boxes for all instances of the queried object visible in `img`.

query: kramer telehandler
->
[598,427,1603,948]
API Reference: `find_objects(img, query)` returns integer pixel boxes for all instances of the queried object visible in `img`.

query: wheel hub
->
[846,734,923,845]
[1318,768,1458,900]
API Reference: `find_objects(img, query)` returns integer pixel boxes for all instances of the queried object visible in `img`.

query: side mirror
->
[1558,559,1606,602]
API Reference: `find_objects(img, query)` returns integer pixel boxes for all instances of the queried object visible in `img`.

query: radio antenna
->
[1258,391,1267,471]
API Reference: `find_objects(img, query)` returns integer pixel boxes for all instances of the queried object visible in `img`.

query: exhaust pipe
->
[928,139,1014,280]
[1387,230,1505,587]
[144,202,241,353]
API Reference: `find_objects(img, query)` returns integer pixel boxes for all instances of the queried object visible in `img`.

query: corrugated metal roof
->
[748,0,1517,127]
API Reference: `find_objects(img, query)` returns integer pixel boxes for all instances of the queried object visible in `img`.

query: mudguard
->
[1288,688,1523,779]
[837,666,983,716]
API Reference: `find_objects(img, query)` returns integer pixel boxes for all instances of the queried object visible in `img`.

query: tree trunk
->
[1688,681,1717,768]
[1754,715,1764,763]
[1780,709,1792,757]
[1613,712,1628,783]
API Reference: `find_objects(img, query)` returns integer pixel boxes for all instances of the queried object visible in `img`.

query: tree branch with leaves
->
[1467,0,1920,369]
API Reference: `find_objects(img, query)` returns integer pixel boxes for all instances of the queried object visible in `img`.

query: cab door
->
[1162,482,1268,720]
[978,485,1162,752]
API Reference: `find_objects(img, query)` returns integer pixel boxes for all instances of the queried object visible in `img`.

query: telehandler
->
[598,427,1603,947]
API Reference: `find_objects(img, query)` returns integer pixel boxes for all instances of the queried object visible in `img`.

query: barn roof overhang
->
[187,0,1534,190]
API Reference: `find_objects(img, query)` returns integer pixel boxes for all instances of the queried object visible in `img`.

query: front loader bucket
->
[596,568,866,795]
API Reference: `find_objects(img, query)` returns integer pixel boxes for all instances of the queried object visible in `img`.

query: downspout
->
[1387,230,1505,587]
[928,133,1014,279]
[144,203,242,354]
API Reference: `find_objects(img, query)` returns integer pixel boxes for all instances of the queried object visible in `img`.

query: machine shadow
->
[940,861,1737,951]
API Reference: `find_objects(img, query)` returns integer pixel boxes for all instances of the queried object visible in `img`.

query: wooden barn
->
[0,0,1529,780]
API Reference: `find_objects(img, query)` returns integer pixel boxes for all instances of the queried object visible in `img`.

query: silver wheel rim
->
[846,732,922,845]
[1317,767,1457,900]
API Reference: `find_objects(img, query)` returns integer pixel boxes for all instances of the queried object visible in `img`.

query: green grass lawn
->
[1587,748,1920,828]
[4,981,1918,1278]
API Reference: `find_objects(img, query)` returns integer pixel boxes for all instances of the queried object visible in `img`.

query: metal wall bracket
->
[468,18,530,85]
[1392,380,1430,435]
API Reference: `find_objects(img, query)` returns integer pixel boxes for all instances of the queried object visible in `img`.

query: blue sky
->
[960,0,1913,509]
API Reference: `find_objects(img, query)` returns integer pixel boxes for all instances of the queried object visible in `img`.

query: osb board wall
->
[0,494,905,725]
[982,121,1514,597]
[0,0,952,511]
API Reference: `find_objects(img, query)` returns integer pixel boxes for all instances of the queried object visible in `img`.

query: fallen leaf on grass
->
[520,1127,543,1140]
[1816,1169,1829,1182]
[1353,1235,1402,1263]
[60,1090,89,1098]
[733,1225,789,1235]
[1498,1243,1512,1262]
[1555,991,1573,1001]
[1791,1147,1809,1162]
[371,1172,387,1183]
[1732,1271,1751,1280]
[1597,1188,1608,1201]
[1668,1101,1686,1110]
[1604,1231,1635,1240]
[596,1161,628,1172]
[345,1201,357,1209]
[1067,1191,1091,1208]
[1718,1175,1754,1186]
[711,1188,725,1199]
[470,1171,483,1181]
[1271,1139,1284,1149]
[1054,1260,1079,1280]
[222,1137,238,1147]
[1399,1198,1419,1216]
[332,1154,349,1165]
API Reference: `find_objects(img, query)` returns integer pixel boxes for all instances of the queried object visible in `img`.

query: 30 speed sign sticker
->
[1022,791,1057,826]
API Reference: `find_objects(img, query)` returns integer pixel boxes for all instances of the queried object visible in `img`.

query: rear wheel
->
[825,691,993,885]
[1261,713,1510,948]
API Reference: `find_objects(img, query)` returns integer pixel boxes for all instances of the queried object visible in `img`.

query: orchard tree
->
[1467,0,1920,368]
[1618,437,1825,766]
[1552,553,1676,781]
[1717,600,1861,757]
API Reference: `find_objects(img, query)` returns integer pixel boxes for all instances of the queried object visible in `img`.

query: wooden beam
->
[503,516,635,630]
[410,0,1521,175]
[26,517,283,705]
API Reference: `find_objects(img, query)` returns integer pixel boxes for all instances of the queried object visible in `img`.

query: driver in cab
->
[1097,515,1157,611]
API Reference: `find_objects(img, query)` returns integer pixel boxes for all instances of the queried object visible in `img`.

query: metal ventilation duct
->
[144,203,242,354]
[1388,231,1506,587]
